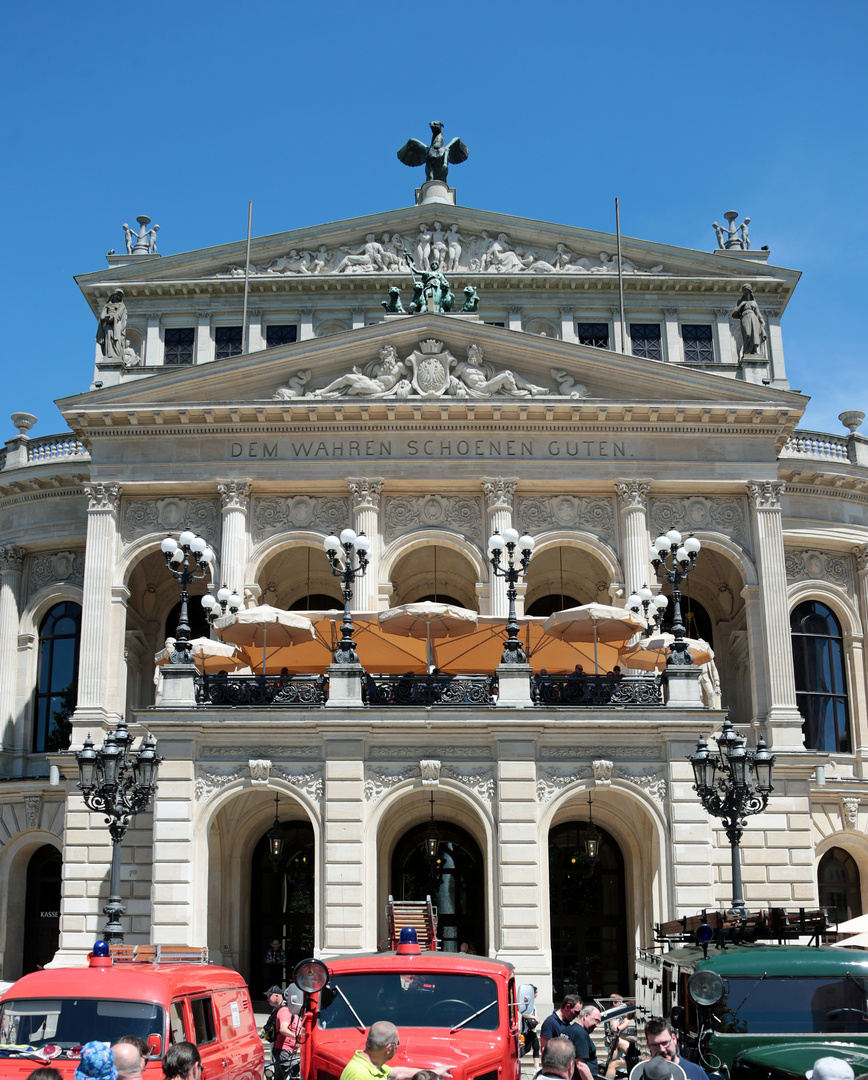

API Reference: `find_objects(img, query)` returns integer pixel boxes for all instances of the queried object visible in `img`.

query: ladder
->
[387,895,438,950]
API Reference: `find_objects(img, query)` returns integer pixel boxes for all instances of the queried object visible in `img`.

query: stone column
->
[854,545,868,765]
[247,309,263,352]
[560,307,576,343]
[216,481,250,595]
[507,306,522,332]
[145,313,161,366]
[196,311,212,366]
[0,546,25,749]
[763,306,787,386]
[615,480,652,594]
[347,479,382,612]
[299,308,314,341]
[663,308,680,363]
[740,585,768,723]
[77,483,120,719]
[748,481,804,748]
[482,478,517,618]
[714,307,735,364]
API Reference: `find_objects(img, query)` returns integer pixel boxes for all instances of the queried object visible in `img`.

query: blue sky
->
[2,1,866,440]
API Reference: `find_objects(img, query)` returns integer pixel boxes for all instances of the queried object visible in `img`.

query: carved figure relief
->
[843,797,860,830]
[384,494,483,545]
[517,496,615,542]
[649,496,749,547]
[271,767,324,802]
[248,759,272,784]
[785,550,852,590]
[122,497,220,544]
[27,550,85,600]
[592,760,614,786]
[365,766,420,802]
[420,759,441,786]
[252,496,350,542]
[24,795,41,829]
[440,765,495,803]
[551,370,589,397]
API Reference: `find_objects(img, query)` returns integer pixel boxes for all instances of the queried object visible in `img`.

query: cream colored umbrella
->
[378,601,478,670]
[154,636,248,674]
[214,605,315,675]
[620,633,713,671]
[831,932,868,948]
[542,603,646,672]
[835,914,868,934]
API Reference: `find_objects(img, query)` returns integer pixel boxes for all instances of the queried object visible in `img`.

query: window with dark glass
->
[34,601,81,753]
[265,324,298,349]
[577,323,610,348]
[682,324,714,363]
[214,326,243,359]
[164,328,195,365]
[630,324,662,360]
[818,848,862,924]
[791,600,851,753]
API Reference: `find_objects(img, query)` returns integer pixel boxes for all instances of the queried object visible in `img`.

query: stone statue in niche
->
[396,121,469,184]
[452,343,547,398]
[123,340,142,367]
[96,290,127,360]
[311,345,409,398]
[731,283,766,357]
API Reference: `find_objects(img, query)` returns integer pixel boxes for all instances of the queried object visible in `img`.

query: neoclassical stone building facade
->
[1,182,867,1004]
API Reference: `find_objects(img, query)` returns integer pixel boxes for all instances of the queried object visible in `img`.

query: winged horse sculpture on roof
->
[397,121,469,184]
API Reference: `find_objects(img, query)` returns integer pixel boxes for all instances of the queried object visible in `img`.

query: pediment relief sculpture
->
[216,229,666,279]
[275,341,563,401]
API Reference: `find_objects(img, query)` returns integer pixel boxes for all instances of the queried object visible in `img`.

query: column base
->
[159,664,199,707]
[495,663,533,708]
[663,666,703,708]
[765,705,807,749]
[326,663,365,707]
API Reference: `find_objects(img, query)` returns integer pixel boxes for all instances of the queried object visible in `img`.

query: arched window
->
[818,847,862,924]
[790,600,850,753]
[34,601,82,753]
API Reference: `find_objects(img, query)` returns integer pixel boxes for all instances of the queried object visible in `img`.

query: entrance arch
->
[23,844,62,975]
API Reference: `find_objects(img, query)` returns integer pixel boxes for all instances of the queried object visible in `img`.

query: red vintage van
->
[292,935,521,1080]
[0,943,264,1080]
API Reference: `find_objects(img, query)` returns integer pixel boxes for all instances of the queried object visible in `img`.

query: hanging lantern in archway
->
[424,792,442,883]
[584,791,602,864]
[267,791,285,871]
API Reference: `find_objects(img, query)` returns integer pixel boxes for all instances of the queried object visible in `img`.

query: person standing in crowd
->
[604,995,635,1078]
[74,1043,118,1080]
[266,985,302,1080]
[538,1037,579,1080]
[521,985,541,1075]
[339,1021,451,1080]
[266,938,286,988]
[162,1043,202,1080]
[112,1041,145,1080]
[645,1018,710,1080]
[572,1006,601,1078]
[540,995,583,1051]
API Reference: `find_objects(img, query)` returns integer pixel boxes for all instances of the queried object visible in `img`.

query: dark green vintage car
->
[636,942,868,1080]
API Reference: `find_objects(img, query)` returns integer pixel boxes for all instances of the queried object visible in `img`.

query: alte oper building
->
[1,142,867,1003]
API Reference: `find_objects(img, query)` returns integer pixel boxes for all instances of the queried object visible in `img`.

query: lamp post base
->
[325,663,365,708]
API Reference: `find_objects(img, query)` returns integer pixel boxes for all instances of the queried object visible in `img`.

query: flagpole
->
[615,197,627,354]
[242,200,253,354]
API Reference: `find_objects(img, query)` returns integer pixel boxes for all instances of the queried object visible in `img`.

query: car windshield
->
[0,998,165,1049]
[317,973,499,1031]
[711,976,868,1034]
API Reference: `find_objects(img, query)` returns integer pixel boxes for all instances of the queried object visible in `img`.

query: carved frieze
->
[384,495,483,545]
[252,496,350,542]
[441,765,495,803]
[536,763,666,803]
[200,744,322,760]
[649,496,748,547]
[365,766,419,802]
[618,768,667,804]
[785,550,852,590]
[121,497,220,545]
[536,766,592,802]
[27,550,85,599]
[540,744,661,761]
[272,767,324,802]
[517,496,615,543]
[370,744,493,760]
[195,766,244,800]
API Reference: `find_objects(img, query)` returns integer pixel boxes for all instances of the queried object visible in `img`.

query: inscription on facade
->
[230,438,630,462]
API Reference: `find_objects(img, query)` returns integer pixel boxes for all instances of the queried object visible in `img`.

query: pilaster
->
[76,483,120,717]
[196,311,212,366]
[0,546,25,753]
[299,308,314,341]
[714,307,734,364]
[321,746,366,954]
[351,307,366,331]
[762,306,787,386]
[615,480,651,595]
[748,481,804,748]
[611,308,623,354]
[740,585,767,723]
[247,309,263,352]
[347,478,382,612]
[145,313,161,366]
[217,480,251,595]
[482,477,517,618]
[559,307,576,343]
[507,307,522,332]
[663,308,680,363]
[854,545,868,766]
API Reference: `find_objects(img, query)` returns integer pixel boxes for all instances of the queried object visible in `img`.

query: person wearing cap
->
[75,1042,118,1080]
[339,1021,451,1080]
[267,985,302,1080]
[266,938,286,988]
[644,1018,709,1080]
[806,1058,855,1080]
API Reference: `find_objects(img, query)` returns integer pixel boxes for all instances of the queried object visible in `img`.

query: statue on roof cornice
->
[731,284,767,357]
[397,121,469,184]
[96,290,127,361]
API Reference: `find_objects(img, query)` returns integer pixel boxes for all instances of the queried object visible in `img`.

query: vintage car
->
[292,931,521,1080]
[0,942,264,1080]
[635,912,868,1080]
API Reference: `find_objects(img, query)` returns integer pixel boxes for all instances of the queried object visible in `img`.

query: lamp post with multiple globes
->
[487,528,535,664]
[649,529,701,664]
[160,531,215,661]
[323,528,371,664]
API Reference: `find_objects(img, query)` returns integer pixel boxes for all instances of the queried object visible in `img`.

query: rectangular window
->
[630,324,662,360]
[190,997,216,1045]
[215,326,243,360]
[164,328,195,366]
[682,324,714,363]
[577,323,610,349]
[266,324,299,348]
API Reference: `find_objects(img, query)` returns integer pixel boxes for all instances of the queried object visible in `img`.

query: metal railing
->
[364,673,496,707]
[532,673,663,707]
[198,673,327,706]
[781,430,850,463]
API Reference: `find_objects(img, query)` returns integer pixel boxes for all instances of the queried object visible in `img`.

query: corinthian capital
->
[0,545,26,574]
[347,478,383,509]
[482,476,517,512]
[748,480,785,511]
[83,482,119,513]
[854,544,868,573]
[615,479,651,511]
[217,480,251,511]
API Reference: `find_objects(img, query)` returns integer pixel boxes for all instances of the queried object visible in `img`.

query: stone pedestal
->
[740,358,770,384]
[415,181,456,206]
[159,664,198,707]
[495,664,533,708]
[325,663,364,707]
[663,666,703,708]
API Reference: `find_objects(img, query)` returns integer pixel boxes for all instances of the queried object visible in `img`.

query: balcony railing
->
[532,673,663,706]
[198,673,327,706]
[364,673,497,707]
[781,430,850,463]
[27,433,88,464]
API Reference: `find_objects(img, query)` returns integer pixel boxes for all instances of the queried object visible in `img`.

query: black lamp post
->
[76,717,161,942]
[626,584,669,638]
[323,528,371,664]
[487,528,535,663]
[161,531,215,661]
[650,530,701,664]
[202,584,243,626]
[689,718,775,916]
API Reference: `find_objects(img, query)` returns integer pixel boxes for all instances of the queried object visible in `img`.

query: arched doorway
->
[249,821,315,992]
[22,845,61,974]
[818,847,862,923]
[391,819,484,953]
[549,820,628,999]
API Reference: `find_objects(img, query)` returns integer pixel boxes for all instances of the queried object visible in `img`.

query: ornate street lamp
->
[689,718,775,916]
[161,531,215,661]
[202,584,243,626]
[76,717,161,942]
[323,528,371,664]
[650,530,701,664]
[626,584,669,638]
[487,528,535,663]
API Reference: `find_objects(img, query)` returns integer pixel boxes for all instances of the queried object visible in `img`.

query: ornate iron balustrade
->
[198,673,327,707]
[364,673,496,707]
[532,673,663,707]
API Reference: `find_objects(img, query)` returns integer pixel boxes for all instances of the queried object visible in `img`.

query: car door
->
[189,994,222,1080]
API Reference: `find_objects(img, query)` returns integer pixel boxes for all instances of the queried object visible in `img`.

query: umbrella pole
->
[262,626,267,676]
[593,621,599,673]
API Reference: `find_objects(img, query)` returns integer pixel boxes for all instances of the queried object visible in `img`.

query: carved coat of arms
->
[405,339,457,397]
